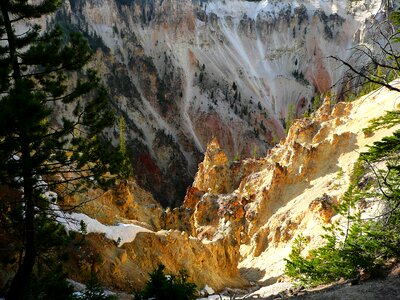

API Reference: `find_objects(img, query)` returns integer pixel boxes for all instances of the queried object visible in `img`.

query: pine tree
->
[285,102,295,133]
[118,116,133,179]
[0,1,120,298]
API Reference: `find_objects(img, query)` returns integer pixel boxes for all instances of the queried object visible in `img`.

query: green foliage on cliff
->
[284,184,399,286]
[134,264,198,300]
[285,100,400,287]
[285,147,400,285]
[285,8,400,287]
[117,116,133,179]
[285,103,295,133]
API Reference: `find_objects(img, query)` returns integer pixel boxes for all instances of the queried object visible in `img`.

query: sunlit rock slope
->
[62,83,400,293]
[178,83,400,285]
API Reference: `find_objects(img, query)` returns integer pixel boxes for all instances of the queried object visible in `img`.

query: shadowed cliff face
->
[56,0,381,205]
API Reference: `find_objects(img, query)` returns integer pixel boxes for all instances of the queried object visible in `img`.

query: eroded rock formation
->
[61,84,400,293]
[52,0,383,205]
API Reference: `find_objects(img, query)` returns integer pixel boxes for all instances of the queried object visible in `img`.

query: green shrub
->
[284,190,366,287]
[77,274,118,300]
[27,266,76,300]
[134,264,197,300]
[285,162,400,286]
[286,6,400,288]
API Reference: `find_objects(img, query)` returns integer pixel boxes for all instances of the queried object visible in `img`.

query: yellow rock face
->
[67,230,246,292]
[64,85,400,293]
[192,137,229,194]
[174,86,400,285]
[61,180,164,230]
[192,137,267,195]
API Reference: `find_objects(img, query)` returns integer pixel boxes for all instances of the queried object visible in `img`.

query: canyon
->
[55,0,383,205]
[2,0,400,298]
[57,82,400,294]
[47,0,400,295]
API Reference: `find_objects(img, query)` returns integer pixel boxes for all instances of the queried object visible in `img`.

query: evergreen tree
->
[285,102,295,133]
[118,116,133,179]
[134,264,197,300]
[0,1,121,298]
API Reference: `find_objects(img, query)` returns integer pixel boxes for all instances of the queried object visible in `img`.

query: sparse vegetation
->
[286,8,400,282]
[292,70,309,85]
[233,152,241,162]
[77,274,118,300]
[117,116,133,179]
[285,103,295,133]
[286,68,400,289]
[312,92,321,113]
[134,264,197,300]
[252,144,258,158]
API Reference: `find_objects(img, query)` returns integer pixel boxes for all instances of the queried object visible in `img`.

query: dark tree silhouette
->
[0,1,124,298]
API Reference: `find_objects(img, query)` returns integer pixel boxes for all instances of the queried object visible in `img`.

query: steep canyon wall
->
[57,0,382,204]
[61,83,400,294]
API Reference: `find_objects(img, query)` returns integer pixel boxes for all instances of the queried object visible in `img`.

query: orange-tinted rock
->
[60,85,400,292]
[183,186,205,209]
[61,180,164,230]
[309,194,337,223]
[67,231,247,292]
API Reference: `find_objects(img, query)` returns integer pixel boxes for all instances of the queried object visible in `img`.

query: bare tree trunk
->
[6,138,36,299]
[6,185,36,299]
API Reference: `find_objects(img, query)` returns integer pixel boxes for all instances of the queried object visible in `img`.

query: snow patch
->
[67,279,120,298]
[56,211,152,245]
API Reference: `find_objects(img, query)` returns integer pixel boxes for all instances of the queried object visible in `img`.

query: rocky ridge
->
[61,83,400,294]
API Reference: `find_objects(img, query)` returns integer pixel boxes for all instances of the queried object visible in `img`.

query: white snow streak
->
[56,211,152,246]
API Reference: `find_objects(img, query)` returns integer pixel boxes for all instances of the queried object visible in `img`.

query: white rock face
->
[56,0,382,204]
[201,284,215,295]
